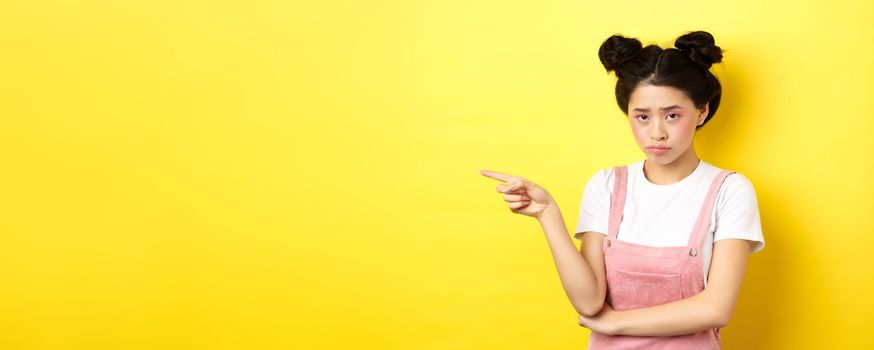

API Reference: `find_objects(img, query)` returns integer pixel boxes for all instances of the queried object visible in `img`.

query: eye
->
[666,113,680,120]
[636,115,648,121]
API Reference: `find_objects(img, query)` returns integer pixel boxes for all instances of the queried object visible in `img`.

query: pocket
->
[606,267,684,311]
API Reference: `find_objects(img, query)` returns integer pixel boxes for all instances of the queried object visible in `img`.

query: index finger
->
[479,169,514,182]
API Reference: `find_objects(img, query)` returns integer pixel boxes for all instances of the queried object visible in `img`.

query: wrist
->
[537,202,560,222]
[607,309,625,336]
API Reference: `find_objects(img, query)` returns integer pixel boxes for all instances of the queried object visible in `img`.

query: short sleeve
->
[714,173,765,253]
[573,169,610,240]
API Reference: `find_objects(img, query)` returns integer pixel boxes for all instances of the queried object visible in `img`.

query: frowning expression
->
[627,83,708,165]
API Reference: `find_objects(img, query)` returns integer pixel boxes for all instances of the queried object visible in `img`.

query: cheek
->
[677,116,699,133]
[672,120,697,143]
[679,115,697,128]
[630,124,647,140]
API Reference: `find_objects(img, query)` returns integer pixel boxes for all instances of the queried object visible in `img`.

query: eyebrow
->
[632,105,683,112]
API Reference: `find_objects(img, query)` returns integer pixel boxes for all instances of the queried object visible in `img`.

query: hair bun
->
[674,31,724,69]
[598,34,643,73]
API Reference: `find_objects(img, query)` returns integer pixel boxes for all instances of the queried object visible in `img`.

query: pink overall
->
[587,165,734,350]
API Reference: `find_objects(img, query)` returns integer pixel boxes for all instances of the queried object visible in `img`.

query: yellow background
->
[1,0,872,349]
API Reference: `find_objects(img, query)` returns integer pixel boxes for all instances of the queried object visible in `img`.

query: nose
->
[649,122,667,142]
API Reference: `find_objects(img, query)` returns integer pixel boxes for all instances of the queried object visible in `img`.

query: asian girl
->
[480,30,765,349]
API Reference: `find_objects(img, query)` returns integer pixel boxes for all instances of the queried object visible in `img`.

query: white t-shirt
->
[573,159,765,287]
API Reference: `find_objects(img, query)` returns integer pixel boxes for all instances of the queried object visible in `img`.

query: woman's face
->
[626,83,708,166]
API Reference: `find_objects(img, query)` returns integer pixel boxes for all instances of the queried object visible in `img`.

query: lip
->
[646,146,671,155]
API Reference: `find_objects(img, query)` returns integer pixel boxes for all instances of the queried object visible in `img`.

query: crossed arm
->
[577,238,752,337]
[536,204,751,337]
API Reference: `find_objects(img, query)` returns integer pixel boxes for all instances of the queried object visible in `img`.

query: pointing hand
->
[479,169,555,219]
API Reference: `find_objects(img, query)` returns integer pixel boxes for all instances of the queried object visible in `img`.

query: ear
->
[697,103,709,126]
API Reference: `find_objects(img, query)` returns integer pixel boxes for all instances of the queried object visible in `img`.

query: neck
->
[643,148,700,185]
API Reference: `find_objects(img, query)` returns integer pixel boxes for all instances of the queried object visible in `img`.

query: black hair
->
[598,30,725,130]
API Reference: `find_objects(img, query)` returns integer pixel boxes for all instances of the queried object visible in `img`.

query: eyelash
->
[636,113,680,121]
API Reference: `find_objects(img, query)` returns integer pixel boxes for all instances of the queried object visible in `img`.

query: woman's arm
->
[538,203,607,317]
[579,239,751,336]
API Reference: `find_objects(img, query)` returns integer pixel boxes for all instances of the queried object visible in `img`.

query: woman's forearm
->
[537,203,603,316]
[607,240,748,336]
[612,290,725,336]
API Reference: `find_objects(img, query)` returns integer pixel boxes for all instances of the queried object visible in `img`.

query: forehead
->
[628,84,693,108]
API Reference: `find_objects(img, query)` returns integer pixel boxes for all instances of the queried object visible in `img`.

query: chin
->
[645,154,678,165]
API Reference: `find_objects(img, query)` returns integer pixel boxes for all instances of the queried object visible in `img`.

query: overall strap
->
[607,166,628,240]
[687,170,737,250]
